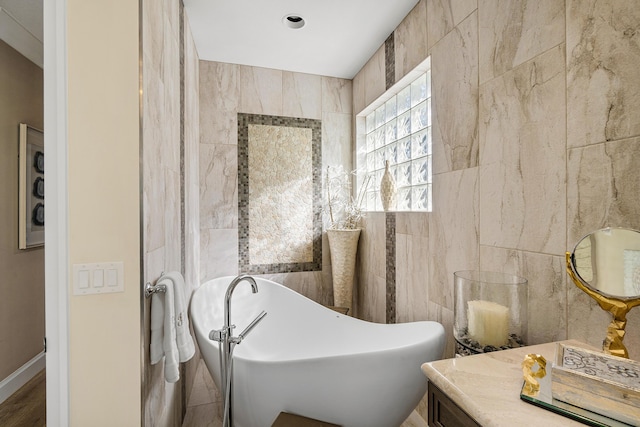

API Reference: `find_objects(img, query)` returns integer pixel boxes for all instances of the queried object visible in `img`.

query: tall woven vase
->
[327,228,361,313]
[380,160,396,211]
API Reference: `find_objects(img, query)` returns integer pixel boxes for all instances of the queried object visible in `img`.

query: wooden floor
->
[0,370,46,427]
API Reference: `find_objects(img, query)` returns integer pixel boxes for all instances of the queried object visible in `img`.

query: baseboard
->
[0,351,45,405]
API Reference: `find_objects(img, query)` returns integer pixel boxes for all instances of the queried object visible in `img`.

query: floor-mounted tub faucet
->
[210,274,266,427]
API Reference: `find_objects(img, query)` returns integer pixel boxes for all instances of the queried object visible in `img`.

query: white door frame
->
[44,0,70,425]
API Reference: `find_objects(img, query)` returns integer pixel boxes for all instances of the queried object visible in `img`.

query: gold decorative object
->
[522,353,547,395]
[566,227,640,358]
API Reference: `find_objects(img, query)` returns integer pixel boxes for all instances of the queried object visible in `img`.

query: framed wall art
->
[18,123,45,249]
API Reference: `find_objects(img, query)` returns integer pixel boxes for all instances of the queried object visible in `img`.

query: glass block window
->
[363,71,432,211]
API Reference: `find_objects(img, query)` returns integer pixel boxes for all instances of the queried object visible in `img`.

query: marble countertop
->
[421,340,598,427]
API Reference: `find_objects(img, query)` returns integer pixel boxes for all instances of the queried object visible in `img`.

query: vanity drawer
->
[428,381,481,427]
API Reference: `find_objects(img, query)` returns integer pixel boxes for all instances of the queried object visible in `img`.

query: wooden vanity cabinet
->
[428,381,481,427]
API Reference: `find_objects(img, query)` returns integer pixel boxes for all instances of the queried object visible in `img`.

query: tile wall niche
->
[199,62,352,305]
[354,0,640,365]
[141,1,200,425]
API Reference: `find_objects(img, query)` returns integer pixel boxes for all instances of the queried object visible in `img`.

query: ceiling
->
[0,0,420,80]
[184,0,420,79]
[0,0,43,67]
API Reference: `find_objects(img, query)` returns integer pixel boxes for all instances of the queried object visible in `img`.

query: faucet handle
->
[209,324,235,342]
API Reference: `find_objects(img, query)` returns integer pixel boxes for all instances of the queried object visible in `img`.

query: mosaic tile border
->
[179,1,186,276]
[386,212,396,324]
[237,113,322,274]
[385,32,395,90]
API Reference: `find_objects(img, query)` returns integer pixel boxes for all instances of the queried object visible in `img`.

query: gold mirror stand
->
[566,252,640,358]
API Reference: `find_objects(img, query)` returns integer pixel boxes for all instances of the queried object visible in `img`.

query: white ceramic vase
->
[327,228,361,313]
[380,160,396,211]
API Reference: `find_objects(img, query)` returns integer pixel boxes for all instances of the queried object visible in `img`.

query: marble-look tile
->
[478,0,564,84]
[359,213,387,279]
[427,0,477,50]
[280,271,328,305]
[352,69,366,116]
[143,165,166,253]
[432,12,479,173]
[396,234,411,324]
[428,168,479,312]
[283,72,322,119]
[396,234,430,323]
[164,0,180,35]
[164,169,182,273]
[199,61,239,145]
[479,45,566,255]
[239,65,283,115]
[187,359,221,407]
[415,394,429,426]
[255,273,287,286]
[357,214,387,322]
[199,144,238,230]
[182,402,223,427]
[357,272,386,324]
[567,136,640,246]
[162,31,181,172]
[321,77,352,115]
[428,301,455,358]
[185,44,201,293]
[145,246,166,295]
[567,0,640,148]
[396,212,429,237]
[184,349,201,412]
[200,229,239,282]
[400,409,428,427]
[394,0,428,83]
[479,246,567,345]
[321,112,352,172]
[363,44,386,107]
[142,0,163,70]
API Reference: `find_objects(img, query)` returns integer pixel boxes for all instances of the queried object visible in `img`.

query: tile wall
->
[199,62,352,305]
[141,1,200,425]
[354,0,640,366]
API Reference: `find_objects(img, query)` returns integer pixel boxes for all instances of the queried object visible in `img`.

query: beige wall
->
[354,0,640,365]
[199,61,352,305]
[67,0,141,425]
[0,40,44,382]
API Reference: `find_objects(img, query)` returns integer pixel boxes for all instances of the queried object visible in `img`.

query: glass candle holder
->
[454,270,528,356]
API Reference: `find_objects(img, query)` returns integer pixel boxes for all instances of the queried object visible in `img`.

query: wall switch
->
[78,270,90,289]
[73,262,124,295]
[106,269,118,287]
[93,269,104,287]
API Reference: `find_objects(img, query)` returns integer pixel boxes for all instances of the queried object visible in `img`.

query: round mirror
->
[567,227,640,358]
[570,227,640,300]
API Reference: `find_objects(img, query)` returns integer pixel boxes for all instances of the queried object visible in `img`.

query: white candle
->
[467,300,509,347]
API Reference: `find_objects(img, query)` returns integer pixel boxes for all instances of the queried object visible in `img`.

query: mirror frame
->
[567,227,640,359]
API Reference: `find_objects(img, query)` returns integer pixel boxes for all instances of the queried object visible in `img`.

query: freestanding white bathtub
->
[190,276,445,427]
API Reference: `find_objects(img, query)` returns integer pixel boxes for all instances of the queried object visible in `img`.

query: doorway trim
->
[44,0,70,425]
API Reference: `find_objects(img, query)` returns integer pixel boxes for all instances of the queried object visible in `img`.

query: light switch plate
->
[73,262,124,295]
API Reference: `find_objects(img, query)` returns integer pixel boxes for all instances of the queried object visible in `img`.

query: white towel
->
[149,271,196,383]
[165,271,195,362]
[150,292,164,364]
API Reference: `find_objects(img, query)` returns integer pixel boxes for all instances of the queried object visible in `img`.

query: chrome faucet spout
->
[224,274,258,334]
[218,274,260,427]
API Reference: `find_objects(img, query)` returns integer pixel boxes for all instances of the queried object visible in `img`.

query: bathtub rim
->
[191,276,446,364]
